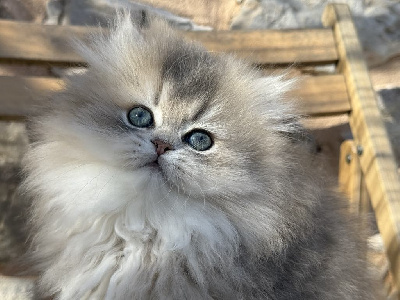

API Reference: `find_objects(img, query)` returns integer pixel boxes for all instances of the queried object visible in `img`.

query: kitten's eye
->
[128,106,153,128]
[184,130,213,151]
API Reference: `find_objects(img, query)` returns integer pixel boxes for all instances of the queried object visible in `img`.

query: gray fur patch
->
[161,43,222,103]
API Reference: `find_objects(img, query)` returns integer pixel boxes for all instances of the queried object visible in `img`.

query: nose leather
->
[152,139,173,156]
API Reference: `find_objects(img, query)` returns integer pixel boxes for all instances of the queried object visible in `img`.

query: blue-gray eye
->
[128,106,153,128]
[184,130,213,151]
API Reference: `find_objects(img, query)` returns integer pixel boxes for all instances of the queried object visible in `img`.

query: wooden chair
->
[0,3,399,294]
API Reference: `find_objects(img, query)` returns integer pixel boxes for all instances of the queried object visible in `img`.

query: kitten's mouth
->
[148,161,159,168]
[140,157,168,178]
[146,159,163,171]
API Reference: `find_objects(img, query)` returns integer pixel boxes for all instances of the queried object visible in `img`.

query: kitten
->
[22,13,376,299]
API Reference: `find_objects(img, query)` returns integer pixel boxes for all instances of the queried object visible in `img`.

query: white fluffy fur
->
[25,149,241,299]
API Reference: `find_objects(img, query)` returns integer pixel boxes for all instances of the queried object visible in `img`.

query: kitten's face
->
[46,18,292,200]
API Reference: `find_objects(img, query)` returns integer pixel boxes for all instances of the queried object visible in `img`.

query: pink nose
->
[152,139,173,156]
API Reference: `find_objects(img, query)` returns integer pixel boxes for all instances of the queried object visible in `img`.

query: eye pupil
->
[184,130,213,151]
[128,107,153,128]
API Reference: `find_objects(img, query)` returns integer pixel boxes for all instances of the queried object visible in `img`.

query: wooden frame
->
[323,4,400,290]
[0,2,399,293]
[338,140,371,215]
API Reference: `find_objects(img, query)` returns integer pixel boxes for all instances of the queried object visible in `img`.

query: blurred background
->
[0,0,399,299]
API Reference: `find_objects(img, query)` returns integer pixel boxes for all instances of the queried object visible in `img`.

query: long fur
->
[22,13,376,299]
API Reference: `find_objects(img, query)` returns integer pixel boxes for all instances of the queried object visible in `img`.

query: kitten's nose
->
[152,139,173,156]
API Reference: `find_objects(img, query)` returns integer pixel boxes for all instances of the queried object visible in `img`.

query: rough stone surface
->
[0,0,47,23]
[44,0,241,30]
[377,88,400,168]
[370,56,400,89]
[231,0,400,67]
[46,0,216,30]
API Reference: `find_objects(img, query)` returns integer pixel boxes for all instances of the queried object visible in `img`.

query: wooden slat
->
[0,74,349,119]
[291,74,350,116]
[0,20,338,65]
[0,21,96,65]
[0,76,64,118]
[323,3,400,290]
[183,29,338,64]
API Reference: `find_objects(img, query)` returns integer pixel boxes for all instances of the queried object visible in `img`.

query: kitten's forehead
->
[153,41,226,125]
[160,44,221,102]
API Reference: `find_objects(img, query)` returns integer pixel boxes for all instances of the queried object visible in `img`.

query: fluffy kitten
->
[23,13,375,299]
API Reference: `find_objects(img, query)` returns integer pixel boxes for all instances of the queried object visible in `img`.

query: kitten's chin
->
[135,156,183,192]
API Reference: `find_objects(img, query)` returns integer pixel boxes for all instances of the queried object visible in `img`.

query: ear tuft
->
[138,10,149,28]
[71,10,146,71]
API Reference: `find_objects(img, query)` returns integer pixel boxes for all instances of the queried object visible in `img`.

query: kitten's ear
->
[112,9,147,36]
[129,9,151,29]
[72,10,146,70]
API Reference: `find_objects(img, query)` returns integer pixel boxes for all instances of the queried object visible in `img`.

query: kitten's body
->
[23,15,375,299]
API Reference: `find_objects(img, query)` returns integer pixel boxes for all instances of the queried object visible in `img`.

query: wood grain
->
[183,29,339,64]
[0,74,349,119]
[323,3,400,289]
[0,20,338,65]
[0,76,64,119]
[291,74,350,116]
